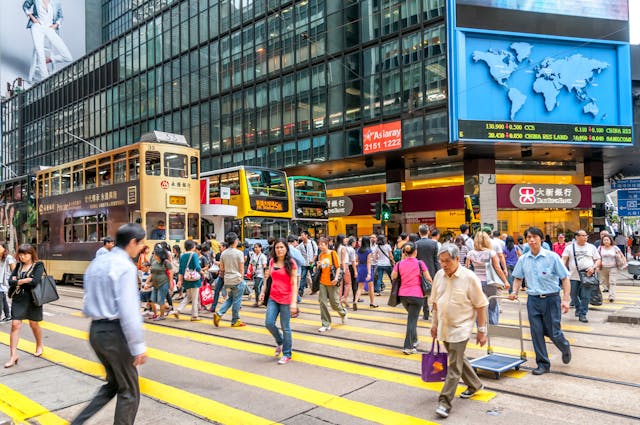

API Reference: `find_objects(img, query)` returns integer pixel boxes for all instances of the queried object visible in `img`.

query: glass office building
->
[1,0,448,178]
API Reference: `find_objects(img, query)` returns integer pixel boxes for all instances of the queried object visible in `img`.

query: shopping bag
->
[199,283,214,306]
[421,339,448,382]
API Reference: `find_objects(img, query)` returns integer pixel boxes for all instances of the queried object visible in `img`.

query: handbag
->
[572,244,599,287]
[615,247,628,270]
[261,276,273,306]
[31,263,60,307]
[590,285,603,306]
[421,339,448,382]
[388,263,401,307]
[183,253,200,282]
[485,255,505,290]
[329,250,342,288]
[418,262,432,296]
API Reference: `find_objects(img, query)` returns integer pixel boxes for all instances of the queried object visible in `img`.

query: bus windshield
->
[293,179,326,202]
[245,168,288,199]
[243,217,290,241]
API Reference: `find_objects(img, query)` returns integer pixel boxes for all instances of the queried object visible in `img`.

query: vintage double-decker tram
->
[200,166,292,244]
[0,175,37,254]
[36,131,200,283]
[288,176,328,238]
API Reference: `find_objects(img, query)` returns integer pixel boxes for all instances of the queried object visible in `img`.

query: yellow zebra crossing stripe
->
[0,383,68,425]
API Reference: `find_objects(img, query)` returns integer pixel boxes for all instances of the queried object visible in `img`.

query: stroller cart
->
[469,295,527,379]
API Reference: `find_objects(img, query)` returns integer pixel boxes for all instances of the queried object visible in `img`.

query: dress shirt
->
[83,247,145,356]
[512,248,569,295]
[430,265,488,343]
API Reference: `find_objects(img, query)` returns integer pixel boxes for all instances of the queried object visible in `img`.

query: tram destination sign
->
[509,184,581,209]
[459,121,632,145]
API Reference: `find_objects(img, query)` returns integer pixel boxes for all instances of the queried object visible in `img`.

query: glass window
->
[61,168,71,193]
[164,153,187,177]
[51,170,61,196]
[168,212,186,240]
[145,151,161,175]
[245,168,287,198]
[73,217,86,242]
[129,149,139,181]
[114,153,127,183]
[147,212,166,240]
[86,216,98,241]
[98,213,107,240]
[64,217,72,242]
[99,157,112,186]
[188,213,199,240]
[72,165,83,191]
[85,161,97,189]
[220,171,240,195]
[190,156,199,179]
[243,217,290,241]
[207,175,220,199]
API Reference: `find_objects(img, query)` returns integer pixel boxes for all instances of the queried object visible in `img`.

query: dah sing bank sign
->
[362,121,402,155]
[509,184,581,209]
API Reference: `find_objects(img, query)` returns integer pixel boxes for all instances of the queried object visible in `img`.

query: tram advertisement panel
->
[38,182,140,262]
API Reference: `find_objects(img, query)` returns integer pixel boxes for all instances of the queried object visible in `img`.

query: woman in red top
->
[260,239,298,365]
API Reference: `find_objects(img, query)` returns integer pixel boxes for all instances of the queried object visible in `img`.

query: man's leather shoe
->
[562,347,572,364]
[579,315,588,323]
[532,367,550,375]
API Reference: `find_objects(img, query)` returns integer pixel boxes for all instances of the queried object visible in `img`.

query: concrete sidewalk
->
[607,272,640,324]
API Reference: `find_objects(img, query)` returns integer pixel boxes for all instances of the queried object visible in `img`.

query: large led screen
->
[457,0,628,21]
[0,0,85,94]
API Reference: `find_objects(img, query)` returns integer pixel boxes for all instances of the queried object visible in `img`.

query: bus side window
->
[147,212,166,240]
[40,220,50,242]
[146,151,161,176]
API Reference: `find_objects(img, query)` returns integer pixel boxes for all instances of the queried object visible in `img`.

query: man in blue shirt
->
[510,226,571,376]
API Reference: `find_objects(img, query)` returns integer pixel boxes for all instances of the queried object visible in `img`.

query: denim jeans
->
[1,291,11,319]
[526,293,570,370]
[400,296,424,349]
[265,298,292,357]
[481,282,500,325]
[218,281,246,324]
[570,279,593,317]
[374,265,392,293]
[211,277,227,312]
[299,266,311,293]
[253,277,264,301]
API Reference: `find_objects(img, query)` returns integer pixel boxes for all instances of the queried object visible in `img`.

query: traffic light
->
[381,203,391,221]
[371,201,381,220]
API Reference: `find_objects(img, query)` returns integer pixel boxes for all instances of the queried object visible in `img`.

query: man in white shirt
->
[562,230,601,323]
[459,224,474,252]
[73,224,147,425]
[490,230,507,274]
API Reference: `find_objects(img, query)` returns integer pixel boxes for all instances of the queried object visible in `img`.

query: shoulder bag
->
[31,263,60,307]
[388,262,402,307]
[418,261,432,296]
[184,252,201,282]
[261,260,274,307]
[485,254,505,290]
[615,246,628,270]
[573,244,599,287]
[329,250,343,288]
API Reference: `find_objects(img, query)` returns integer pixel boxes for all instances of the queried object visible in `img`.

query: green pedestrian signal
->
[381,203,391,221]
[371,202,381,220]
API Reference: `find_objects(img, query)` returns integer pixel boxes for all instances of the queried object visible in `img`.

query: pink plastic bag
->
[421,339,448,382]
[199,283,213,306]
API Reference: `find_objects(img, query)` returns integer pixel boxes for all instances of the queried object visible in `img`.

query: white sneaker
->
[341,314,348,324]
[318,326,331,333]
[274,345,283,356]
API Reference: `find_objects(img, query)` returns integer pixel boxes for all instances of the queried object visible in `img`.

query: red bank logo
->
[160,180,169,189]
[519,187,536,204]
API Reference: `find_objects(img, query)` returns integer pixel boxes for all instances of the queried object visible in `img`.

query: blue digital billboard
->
[447,1,633,146]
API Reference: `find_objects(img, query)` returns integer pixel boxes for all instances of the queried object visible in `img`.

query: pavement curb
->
[607,307,640,324]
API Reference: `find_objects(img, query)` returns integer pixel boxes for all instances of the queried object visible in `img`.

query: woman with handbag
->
[4,244,45,368]
[0,242,17,322]
[143,246,176,320]
[466,232,509,325]
[260,239,298,364]
[390,242,432,355]
[177,240,203,321]
[336,235,352,308]
[353,236,376,310]
[598,234,625,303]
[316,237,348,332]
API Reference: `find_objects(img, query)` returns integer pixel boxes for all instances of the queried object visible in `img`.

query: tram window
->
[85,161,97,189]
[86,216,98,241]
[73,217,85,242]
[147,212,166,240]
[64,218,72,242]
[13,183,22,202]
[113,153,127,183]
[61,168,71,193]
[42,174,50,197]
[72,165,83,191]
[190,156,198,179]
[51,170,61,196]
[97,214,107,239]
[188,213,199,240]
[145,151,161,176]
[129,149,139,181]
[40,220,50,242]
[168,213,186,240]
[164,153,187,177]
[99,157,112,186]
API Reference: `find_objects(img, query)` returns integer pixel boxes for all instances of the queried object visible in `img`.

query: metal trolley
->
[469,295,527,379]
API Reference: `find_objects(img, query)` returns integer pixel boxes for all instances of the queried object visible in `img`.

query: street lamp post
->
[57,128,104,154]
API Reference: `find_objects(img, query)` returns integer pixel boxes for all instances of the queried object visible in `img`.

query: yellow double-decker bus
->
[36,131,200,283]
[200,166,291,244]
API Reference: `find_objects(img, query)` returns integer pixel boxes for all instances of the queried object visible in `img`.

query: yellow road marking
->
[25,323,442,424]
[0,383,68,425]
[0,333,279,425]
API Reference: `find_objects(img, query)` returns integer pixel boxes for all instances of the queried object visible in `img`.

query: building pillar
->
[385,155,404,238]
[586,159,605,232]
[464,158,497,232]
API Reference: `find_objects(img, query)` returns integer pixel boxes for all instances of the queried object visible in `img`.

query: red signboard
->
[362,121,402,154]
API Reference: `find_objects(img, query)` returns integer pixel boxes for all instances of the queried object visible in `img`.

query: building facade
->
[1,0,635,239]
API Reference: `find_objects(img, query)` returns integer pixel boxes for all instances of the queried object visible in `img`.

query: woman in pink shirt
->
[391,242,432,355]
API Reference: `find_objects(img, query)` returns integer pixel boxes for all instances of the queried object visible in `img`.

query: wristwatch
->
[477,326,487,333]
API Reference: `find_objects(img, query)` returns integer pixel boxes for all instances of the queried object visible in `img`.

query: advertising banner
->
[457,0,628,21]
[0,0,85,94]
[362,121,402,155]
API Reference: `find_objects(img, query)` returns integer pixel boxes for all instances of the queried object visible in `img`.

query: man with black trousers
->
[72,223,148,425]
[416,224,439,319]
